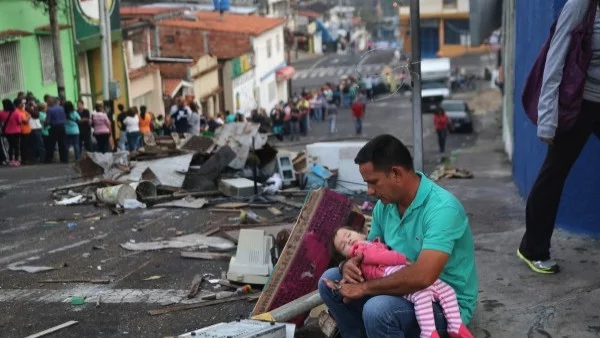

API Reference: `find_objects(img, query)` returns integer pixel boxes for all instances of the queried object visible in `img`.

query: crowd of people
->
[0,75,387,167]
[0,92,221,167]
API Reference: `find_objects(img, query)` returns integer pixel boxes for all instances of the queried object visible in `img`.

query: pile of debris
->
[429,165,474,182]
[43,125,382,337]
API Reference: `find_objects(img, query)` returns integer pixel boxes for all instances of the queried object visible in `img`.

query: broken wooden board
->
[154,197,207,209]
[251,189,361,326]
[24,320,79,338]
[213,202,249,209]
[148,293,261,316]
[120,234,235,251]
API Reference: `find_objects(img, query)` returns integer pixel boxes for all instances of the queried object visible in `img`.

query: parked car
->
[441,99,474,133]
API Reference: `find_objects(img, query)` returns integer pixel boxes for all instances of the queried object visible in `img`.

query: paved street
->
[0,50,485,337]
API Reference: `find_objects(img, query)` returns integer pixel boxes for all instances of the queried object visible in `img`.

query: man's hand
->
[342,252,364,283]
[322,279,367,304]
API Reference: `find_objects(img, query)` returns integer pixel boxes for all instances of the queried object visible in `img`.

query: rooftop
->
[120,6,183,17]
[158,11,285,36]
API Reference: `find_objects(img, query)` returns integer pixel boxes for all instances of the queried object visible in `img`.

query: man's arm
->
[360,205,465,296]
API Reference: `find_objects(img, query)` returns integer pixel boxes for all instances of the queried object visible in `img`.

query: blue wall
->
[513,0,600,236]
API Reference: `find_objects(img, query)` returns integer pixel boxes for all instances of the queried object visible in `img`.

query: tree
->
[31,0,66,100]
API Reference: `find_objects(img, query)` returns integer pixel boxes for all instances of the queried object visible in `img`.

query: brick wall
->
[158,26,252,59]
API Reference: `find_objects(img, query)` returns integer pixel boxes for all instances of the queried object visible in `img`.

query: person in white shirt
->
[123,108,141,152]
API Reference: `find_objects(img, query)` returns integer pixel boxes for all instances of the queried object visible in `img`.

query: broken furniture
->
[252,189,363,326]
[227,229,274,285]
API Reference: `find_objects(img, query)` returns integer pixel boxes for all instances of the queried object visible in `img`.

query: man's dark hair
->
[118,103,125,111]
[354,134,414,172]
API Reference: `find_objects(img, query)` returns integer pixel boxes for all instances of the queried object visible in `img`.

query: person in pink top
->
[325,227,473,338]
[90,103,112,153]
[0,99,23,166]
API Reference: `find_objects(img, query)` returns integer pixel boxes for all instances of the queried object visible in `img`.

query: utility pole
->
[410,0,423,171]
[98,0,116,148]
[47,0,66,100]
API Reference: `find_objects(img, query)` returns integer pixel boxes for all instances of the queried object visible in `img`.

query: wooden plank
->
[213,202,249,209]
[148,293,261,316]
[267,195,304,209]
[180,251,232,261]
[24,321,79,338]
[208,208,243,213]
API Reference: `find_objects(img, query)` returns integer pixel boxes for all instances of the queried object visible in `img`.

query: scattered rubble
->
[42,124,380,335]
[430,165,474,181]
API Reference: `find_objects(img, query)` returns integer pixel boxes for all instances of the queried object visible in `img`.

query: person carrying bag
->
[519,0,600,274]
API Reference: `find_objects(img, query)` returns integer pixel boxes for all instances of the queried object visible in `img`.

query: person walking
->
[0,99,22,166]
[64,101,81,161]
[289,106,301,141]
[123,108,141,152]
[351,97,366,135]
[519,0,600,274]
[44,97,68,163]
[77,100,92,152]
[91,103,112,154]
[433,107,451,155]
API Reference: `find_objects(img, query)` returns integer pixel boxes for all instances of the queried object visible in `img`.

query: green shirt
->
[368,173,478,324]
[39,112,50,137]
[65,111,81,135]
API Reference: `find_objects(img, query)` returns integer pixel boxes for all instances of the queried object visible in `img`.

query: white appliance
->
[306,142,367,192]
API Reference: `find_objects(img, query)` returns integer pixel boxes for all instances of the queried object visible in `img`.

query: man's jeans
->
[318,268,449,338]
[314,107,323,121]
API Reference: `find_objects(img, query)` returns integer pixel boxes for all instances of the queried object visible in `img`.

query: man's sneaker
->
[517,249,560,274]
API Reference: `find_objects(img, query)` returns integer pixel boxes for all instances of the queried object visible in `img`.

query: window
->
[268,80,276,103]
[0,42,24,97]
[443,0,458,8]
[276,34,281,53]
[132,91,153,108]
[38,35,56,84]
[267,39,272,58]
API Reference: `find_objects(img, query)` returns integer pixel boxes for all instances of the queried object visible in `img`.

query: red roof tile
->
[121,6,183,17]
[163,78,184,96]
[159,12,285,36]
[129,64,159,80]
[297,10,321,19]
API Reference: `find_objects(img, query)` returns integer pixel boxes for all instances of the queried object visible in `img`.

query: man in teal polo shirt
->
[318,134,478,338]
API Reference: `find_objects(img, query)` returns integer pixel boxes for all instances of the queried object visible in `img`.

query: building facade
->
[398,0,488,58]
[0,0,78,101]
[502,0,600,236]
[72,0,128,113]
[157,12,288,115]
[189,54,221,117]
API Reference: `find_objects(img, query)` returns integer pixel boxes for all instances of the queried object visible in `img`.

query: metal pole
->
[104,0,114,80]
[410,0,423,172]
[98,0,109,102]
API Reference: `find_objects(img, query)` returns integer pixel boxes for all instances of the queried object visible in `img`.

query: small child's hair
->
[329,226,358,265]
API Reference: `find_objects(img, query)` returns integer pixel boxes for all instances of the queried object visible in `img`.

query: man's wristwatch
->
[338,260,347,275]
